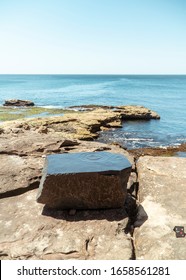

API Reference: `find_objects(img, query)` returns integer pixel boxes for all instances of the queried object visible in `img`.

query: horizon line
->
[0,73,186,76]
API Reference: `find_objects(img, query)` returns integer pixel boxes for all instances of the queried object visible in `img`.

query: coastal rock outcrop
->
[134,156,186,259]
[115,105,160,120]
[0,119,134,259]
[70,105,160,120]
[3,99,35,107]
[0,105,160,144]
[129,144,186,159]
[0,105,163,260]
[0,108,121,141]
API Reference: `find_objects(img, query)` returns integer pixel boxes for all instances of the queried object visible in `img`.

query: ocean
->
[0,74,186,149]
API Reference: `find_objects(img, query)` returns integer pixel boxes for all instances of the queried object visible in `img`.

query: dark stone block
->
[37,152,132,209]
[3,99,34,107]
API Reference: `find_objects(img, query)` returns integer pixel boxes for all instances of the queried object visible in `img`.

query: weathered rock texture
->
[37,152,132,209]
[0,154,43,198]
[0,189,133,260]
[3,99,35,107]
[0,140,133,197]
[115,105,160,120]
[0,105,161,260]
[129,143,186,159]
[0,135,134,260]
[134,156,186,260]
[0,105,160,141]
[70,105,160,120]
[0,108,122,141]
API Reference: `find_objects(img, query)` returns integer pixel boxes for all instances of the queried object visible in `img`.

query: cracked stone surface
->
[0,189,133,260]
[134,156,186,260]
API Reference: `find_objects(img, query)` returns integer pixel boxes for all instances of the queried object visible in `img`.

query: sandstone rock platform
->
[0,138,134,260]
[135,156,186,260]
[3,104,179,260]
[70,104,160,120]
[0,189,133,260]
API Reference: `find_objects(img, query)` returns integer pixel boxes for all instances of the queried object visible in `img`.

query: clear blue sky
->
[0,0,186,74]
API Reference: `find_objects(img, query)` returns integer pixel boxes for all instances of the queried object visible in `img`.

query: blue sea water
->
[0,74,186,149]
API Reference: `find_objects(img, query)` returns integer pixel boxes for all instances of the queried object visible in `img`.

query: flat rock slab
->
[135,156,186,259]
[0,154,43,197]
[37,152,132,209]
[0,189,132,260]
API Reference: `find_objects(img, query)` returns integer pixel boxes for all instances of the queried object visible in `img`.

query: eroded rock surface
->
[0,105,160,141]
[70,105,160,120]
[115,105,160,120]
[129,143,186,159]
[0,109,121,141]
[0,154,43,198]
[0,105,161,260]
[0,189,133,260]
[0,132,134,259]
[135,156,186,259]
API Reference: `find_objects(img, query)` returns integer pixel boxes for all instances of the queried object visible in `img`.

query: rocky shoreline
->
[0,105,186,260]
[0,105,160,141]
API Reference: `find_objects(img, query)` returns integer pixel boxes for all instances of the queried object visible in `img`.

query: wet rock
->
[0,189,132,260]
[3,99,35,107]
[37,152,132,209]
[134,156,186,259]
[129,144,186,159]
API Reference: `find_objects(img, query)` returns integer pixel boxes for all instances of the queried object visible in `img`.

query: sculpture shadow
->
[41,205,128,222]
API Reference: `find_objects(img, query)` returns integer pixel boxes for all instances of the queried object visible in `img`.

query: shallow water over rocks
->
[97,119,186,149]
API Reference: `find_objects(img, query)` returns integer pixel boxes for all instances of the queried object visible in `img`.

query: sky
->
[0,0,186,74]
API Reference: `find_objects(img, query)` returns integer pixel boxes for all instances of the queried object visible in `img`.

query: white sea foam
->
[124,138,153,141]
[39,105,64,109]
